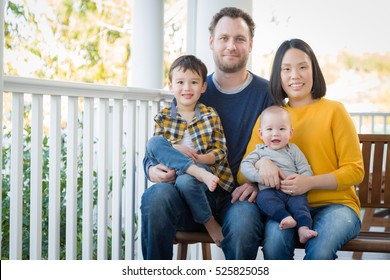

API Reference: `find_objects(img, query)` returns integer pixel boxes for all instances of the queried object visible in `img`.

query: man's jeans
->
[141,182,264,260]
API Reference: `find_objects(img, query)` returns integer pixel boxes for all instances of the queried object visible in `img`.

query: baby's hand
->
[256,158,285,188]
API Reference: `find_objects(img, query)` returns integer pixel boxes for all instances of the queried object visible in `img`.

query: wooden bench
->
[174,134,390,260]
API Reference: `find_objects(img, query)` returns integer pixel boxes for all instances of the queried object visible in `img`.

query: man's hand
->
[149,163,176,183]
[231,182,259,203]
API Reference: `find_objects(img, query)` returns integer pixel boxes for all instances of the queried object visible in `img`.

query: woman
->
[239,38,364,259]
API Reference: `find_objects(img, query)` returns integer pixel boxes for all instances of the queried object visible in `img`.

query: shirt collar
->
[171,98,201,120]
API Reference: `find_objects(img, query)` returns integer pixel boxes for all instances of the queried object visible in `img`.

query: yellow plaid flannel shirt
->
[154,100,235,192]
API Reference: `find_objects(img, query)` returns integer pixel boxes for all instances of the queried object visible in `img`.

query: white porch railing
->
[350,112,390,134]
[1,76,389,260]
[1,76,172,260]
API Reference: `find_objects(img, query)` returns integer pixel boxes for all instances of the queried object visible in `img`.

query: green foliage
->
[4,0,132,85]
[344,53,390,76]
[4,0,186,87]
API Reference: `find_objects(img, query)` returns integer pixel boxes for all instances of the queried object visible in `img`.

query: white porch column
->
[130,0,164,88]
[190,0,253,74]
[0,0,3,81]
[1,0,4,91]
[0,1,4,257]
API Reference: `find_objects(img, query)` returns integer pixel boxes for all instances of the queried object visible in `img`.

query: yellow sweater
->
[238,98,364,217]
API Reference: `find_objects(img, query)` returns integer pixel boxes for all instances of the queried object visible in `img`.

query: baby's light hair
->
[260,106,291,127]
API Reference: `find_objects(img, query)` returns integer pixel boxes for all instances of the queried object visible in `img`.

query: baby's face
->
[259,111,293,150]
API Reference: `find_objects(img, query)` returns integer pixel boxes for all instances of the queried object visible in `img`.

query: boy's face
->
[169,68,207,109]
[259,111,293,150]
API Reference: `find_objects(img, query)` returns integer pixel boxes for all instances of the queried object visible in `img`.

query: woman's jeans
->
[262,204,361,259]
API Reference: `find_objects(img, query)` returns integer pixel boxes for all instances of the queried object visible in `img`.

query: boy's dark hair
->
[209,7,255,39]
[168,55,208,83]
[270,38,326,106]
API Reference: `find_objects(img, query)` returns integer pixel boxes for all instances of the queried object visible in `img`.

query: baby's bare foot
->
[279,216,297,230]
[298,226,318,244]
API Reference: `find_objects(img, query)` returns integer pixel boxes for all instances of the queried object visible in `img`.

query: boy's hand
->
[173,144,199,161]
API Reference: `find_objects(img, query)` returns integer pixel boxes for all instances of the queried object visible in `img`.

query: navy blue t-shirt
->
[199,72,271,185]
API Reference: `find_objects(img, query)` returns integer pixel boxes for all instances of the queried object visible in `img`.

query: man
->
[141,7,272,260]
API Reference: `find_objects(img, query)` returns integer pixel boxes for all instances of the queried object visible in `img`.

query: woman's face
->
[280,48,314,107]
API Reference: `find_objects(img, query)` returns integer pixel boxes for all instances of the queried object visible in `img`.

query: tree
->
[5,0,132,85]
[4,0,186,86]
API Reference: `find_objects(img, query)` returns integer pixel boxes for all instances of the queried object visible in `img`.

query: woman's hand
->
[280,174,311,196]
[255,157,285,189]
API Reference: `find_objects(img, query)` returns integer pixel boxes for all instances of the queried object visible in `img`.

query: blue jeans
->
[146,136,194,175]
[141,183,264,259]
[262,204,361,259]
[146,135,214,223]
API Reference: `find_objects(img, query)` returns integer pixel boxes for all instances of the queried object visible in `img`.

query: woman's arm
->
[280,173,338,196]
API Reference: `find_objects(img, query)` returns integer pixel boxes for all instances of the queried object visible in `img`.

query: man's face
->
[209,16,253,73]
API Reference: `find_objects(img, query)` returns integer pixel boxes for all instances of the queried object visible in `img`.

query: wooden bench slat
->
[385,146,390,204]
[341,232,390,252]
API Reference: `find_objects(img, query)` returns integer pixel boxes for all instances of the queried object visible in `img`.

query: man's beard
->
[214,53,247,73]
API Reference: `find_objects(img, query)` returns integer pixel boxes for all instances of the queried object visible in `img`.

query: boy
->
[146,55,234,246]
